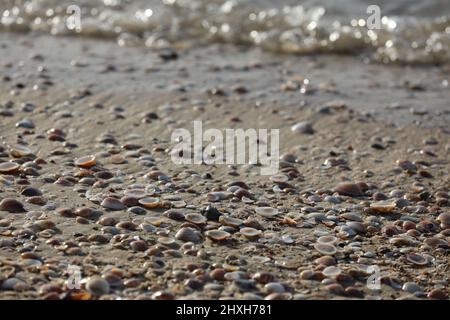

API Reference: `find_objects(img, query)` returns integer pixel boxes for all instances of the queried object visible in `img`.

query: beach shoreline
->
[0,32,449,300]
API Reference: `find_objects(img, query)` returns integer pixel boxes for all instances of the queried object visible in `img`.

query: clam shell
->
[219,216,243,228]
[317,235,338,244]
[0,162,20,174]
[75,155,96,168]
[9,144,33,158]
[185,213,207,225]
[0,198,26,213]
[322,266,342,278]
[370,201,396,213]
[207,192,232,202]
[240,227,262,239]
[270,174,289,184]
[334,183,364,197]
[314,243,337,255]
[205,229,231,241]
[255,207,279,218]
[437,213,450,225]
[101,197,126,211]
[406,253,428,266]
[145,216,164,226]
[139,197,161,209]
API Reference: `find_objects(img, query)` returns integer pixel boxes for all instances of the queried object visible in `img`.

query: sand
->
[0,32,449,300]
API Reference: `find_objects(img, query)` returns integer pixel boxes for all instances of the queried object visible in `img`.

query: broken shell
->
[75,155,96,168]
[255,207,279,218]
[205,230,231,241]
[0,162,20,174]
[314,243,337,255]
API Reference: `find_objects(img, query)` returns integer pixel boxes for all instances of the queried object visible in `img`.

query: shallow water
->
[1,0,450,64]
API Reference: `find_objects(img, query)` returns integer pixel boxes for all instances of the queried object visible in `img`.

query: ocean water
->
[1,0,450,64]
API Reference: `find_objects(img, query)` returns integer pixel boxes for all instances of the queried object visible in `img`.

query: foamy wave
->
[1,0,450,64]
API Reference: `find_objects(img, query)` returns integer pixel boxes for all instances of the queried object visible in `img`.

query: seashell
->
[185,213,207,225]
[111,154,126,164]
[240,227,262,239]
[9,144,33,158]
[20,187,42,197]
[205,229,231,241]
[26,196,46,206]
[207,192,232,202]
[406,253,428,266]
[0,162,20,174]
[347,221,366,233]
[370,201,396,213]
[74,207,95,218]
[101,197,126,211]
[291,121,314,134]
[389,236,415,246]
[157,237,177,247]
[314,256,336,266]
[171,200,186,208]
[317,235,338,244]
[120,196,139,207]
[130,240,148,252]
[334,183,364,197]
[437,213,450,225]
[322,266,342,278]
[255,207,279,218]
[396,159,417,172]
[164,209,185,221]
[144,216,164,226]
[424,237,449,249]
[341,212,363,222]
[175,227,202,243]
[314,243,337,255]
[115,221,137,230]
[270,174,289,184]
[0,198,26,213]
[139,197,161,209]
[219,216,243,228]
[233,188,251,199]
[86,277,110,296]
[74,155,96,168]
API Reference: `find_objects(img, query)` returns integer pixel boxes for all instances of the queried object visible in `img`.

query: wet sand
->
[0,33,449,300]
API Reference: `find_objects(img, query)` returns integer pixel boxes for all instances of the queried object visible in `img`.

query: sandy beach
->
[0,23,449,300]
